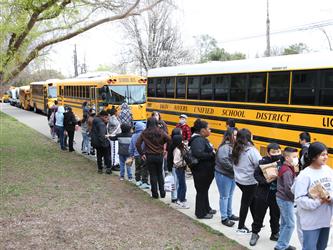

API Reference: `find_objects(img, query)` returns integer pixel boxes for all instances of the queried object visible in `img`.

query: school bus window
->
[80,86,83,98]
[86,86,90,98]
[230,74,246,102]
[148,78,156,97]
[320,69,333,106]
[268,72,290,104]
[215,75,230,101]
[248,73,266,103]
[176,77,186,99]
[292,70,317,105]
[187,76,200,99]
[200,76,213,100]
[165,77,175,98]
[156,78,165,97]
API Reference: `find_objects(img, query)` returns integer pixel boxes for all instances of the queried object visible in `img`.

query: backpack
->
[48,112,55,126]
[183,147,198,168]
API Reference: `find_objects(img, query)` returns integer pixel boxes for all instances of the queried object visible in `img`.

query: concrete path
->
[1,103,331,250]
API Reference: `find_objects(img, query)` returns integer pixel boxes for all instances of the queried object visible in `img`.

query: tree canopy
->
[0,0,165,84]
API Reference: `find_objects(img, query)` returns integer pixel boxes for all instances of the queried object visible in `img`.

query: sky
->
[48,0,333,77]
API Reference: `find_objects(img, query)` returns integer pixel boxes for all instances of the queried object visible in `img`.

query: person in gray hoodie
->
[232,128,262,234]
[129,122,149,188]
[215,127,239,227]
[294,142,333,250]
[55,106,66,150]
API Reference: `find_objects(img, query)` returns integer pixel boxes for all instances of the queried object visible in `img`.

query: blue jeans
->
[302,227,330,250]
[275,197,295,250]
[81,132,90,153]
[175,167,186,202]
[215,171,236,220]
[119,155,132,179]
[55,125,65,149]
[171,167,178,200]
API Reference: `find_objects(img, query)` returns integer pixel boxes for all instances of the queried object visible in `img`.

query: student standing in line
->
[215,127,239,227]
[232,128,262,234]
[294,142,333,250]
[111,123,133,181]
[119,102,133,127]
[80,113,90,154]
[64,106,77,152]
[299,132,311,170]
[91,110,112,174]
[55,106,66,150]
[250,143,282,246]
[189,119,216,219]
[129,121,150,189]
[175,114,191,143]
[136,117,171,199]
[274,147,299,250]
[87,108,96,156]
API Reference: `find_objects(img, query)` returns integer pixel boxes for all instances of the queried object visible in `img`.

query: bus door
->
[43,85,48,113]
[90,87,98,111]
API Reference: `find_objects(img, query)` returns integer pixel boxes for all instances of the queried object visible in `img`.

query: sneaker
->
[176,201,190,209]
[105,169,112,175]
[236,227,251,234]
[270,233,279,241]
[120,177,124,181]
[229,214,239,221]
[285,246,296,250]
[208,209,217,215]
[97,169,103,174]
[221,219,235,227]
[200,214,213,219]
[136,181,143,186]
[171,199,178,203]
[128,178,133,182]
[249,233,259,246]
[140,183,151,189]
[82,151,88,155]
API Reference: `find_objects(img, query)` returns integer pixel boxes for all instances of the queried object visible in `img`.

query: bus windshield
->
[127,85,146,104]
[105,85,146,105]
[48,86,57,98]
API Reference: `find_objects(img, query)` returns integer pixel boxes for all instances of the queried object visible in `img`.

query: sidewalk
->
[1,103,331,250]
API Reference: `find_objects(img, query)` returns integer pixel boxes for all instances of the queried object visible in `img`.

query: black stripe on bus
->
[147,108,333,136]
[147,98,332,116]
[163,120,333,154]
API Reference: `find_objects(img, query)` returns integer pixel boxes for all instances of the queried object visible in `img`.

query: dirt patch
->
[0,112,246,250]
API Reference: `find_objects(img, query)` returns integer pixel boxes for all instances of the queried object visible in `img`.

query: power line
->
[219,19,333,44]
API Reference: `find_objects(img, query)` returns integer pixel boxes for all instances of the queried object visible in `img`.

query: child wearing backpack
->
[172,134,189,209]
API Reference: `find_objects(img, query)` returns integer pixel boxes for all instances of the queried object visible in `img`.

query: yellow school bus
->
[55,75,147,121]
[147,52,333,166]
[19,85,31,110]
[30,80,58,114]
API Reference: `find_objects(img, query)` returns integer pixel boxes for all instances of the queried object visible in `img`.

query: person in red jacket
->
[176,114,191,143]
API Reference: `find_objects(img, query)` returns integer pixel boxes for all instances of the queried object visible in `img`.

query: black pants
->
[67,130,75,151]
[236,183,257,229]
[252,190,280,234]
[96,146,111,170]
[146,154,164,198]
[192,164,214,218]
[135,156,148,184]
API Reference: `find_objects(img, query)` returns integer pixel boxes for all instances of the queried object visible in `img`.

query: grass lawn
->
[0,112,246,249]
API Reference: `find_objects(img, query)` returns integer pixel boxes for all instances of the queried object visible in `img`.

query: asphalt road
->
[2,103,329,250]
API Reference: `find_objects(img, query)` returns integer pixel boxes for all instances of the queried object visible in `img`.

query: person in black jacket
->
[63,106,77,152]
[250,143,282,246]
[189,119,216,219]
[91,110,112,174]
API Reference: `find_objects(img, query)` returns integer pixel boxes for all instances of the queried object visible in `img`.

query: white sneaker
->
[136,181,142,186]
[176,201,190,209]
[140,183,151,189]
[236,227,251,234]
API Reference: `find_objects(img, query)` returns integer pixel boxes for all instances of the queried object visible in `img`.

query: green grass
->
[0,111,114,216]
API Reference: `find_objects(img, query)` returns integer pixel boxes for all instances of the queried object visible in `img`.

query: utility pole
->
[265,0,271,57]
[73,44,78,77]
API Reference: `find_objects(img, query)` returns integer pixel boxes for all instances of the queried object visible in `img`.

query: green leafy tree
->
[282,43,309,55]
[195,34,246,62]
[0,0,165,84]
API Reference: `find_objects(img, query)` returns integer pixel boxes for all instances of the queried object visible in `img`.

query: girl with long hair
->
[232,128,262,234]
[215,127,239,227]
[294,142,333,250]
[136,117,171,199]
